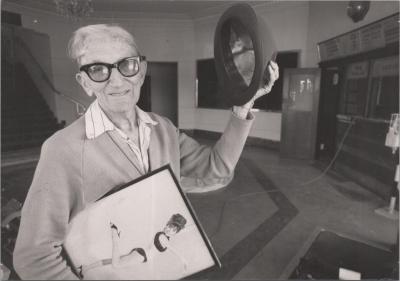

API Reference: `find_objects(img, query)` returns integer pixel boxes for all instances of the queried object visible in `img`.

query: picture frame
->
[64,165,221,280]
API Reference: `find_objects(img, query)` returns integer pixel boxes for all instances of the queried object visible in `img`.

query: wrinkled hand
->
[253,60,279,101]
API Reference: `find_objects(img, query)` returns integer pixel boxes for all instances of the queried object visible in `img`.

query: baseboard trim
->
[180,129,279,150]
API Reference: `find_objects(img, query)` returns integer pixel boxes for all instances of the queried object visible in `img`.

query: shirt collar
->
[85,99,158,140]
[135,105,158,126]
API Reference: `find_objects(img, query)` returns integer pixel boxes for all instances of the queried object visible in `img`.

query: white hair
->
[67,24,140,65]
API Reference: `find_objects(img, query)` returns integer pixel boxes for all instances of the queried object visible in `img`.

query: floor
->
[1,143,399,280]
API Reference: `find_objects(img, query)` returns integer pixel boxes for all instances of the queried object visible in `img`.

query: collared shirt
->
[85,100,158,173]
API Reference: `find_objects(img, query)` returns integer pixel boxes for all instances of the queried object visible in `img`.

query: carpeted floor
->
[1,143,398,280]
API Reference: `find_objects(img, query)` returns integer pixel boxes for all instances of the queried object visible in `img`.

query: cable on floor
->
[208,120,355,239]
[300,120,354,186]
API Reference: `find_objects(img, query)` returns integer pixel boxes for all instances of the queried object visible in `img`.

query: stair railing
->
[14,36,86,116]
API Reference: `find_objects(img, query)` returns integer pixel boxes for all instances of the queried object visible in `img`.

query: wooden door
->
[280,68,321,160]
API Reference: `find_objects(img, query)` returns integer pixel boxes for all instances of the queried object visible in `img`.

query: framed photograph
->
[64,165,221,280]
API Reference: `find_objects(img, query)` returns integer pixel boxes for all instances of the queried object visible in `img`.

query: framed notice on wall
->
[318,13,399,62]
[63,165,221,280]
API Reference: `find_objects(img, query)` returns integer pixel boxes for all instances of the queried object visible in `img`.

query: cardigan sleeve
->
[13,137,81,280]
[179,112,254,180]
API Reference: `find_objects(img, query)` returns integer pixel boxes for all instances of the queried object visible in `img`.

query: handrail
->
[13,36,86,116]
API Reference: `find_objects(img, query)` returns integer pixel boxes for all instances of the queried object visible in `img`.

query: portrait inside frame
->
[63,165,221,280]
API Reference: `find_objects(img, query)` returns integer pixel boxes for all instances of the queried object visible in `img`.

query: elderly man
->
[13,24,279,280]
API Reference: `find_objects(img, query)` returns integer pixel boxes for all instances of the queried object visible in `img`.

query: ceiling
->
[4,0,270,19]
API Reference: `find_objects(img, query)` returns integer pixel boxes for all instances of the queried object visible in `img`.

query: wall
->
[2,1,195,126]
[2,1,310,141]
[306,1,399,198]
[191,1,310,141]
[306,0,400,66]
[190,1,398,141]
[3,1,398,141]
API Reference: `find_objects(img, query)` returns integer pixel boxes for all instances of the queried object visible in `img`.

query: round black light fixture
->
[214,3,276,106]
[347,1,370,23]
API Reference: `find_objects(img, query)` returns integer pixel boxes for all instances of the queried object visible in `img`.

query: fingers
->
[264,58,278,71]
[269,60,278,71]
[253,60,279,101]
[268,61,279,81]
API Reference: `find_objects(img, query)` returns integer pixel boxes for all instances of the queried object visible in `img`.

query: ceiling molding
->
[2,0,194,25]
[3,0,307,24]
[3,0,262,20]
[192,1,307,22]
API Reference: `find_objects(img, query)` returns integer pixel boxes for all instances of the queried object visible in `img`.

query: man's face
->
[164,225,178,236]
[76,39,147,116]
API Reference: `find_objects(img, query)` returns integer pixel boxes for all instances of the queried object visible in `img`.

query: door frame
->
[280,68,321,160]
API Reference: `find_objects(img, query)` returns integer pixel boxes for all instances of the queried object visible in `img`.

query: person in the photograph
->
[152,214,188,272]
[108,222,148,268]
[77,223,147,278]
[230,25,255,86]
[13,23,279,280]
[79,214,187,278]
[153,214,187,253]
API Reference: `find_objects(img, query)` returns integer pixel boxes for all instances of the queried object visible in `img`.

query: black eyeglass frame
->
[79,55,146,82]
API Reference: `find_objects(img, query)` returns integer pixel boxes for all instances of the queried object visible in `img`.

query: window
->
[196,58,229,109]
[253,51,298,111]
[338,55,399,120]
[368,56,399,120]
[339,61,369,116]
[196,51,299,110]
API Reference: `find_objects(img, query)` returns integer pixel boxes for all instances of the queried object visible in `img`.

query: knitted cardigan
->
[13,112,253,280]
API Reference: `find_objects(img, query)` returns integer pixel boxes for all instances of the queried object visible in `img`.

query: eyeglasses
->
[80,56,146,82]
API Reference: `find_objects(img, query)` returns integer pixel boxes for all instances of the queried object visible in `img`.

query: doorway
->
[138,62,178,126]
[316,67,342,161]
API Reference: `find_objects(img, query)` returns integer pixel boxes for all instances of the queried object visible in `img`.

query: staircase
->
[1,63,63,152]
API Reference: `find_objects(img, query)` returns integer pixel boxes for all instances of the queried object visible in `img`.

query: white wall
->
[191,1,310,141]
[2,2,195,125]
[3,1,398,140]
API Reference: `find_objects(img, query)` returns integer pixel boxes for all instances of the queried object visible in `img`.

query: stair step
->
[2,123,60,134]
[3,99,49,105]
[2,111,54,120]
[2,120,58,130]
[2,119,58,127]
[2,127,58,135]
[2,99,48,107]
[1,63,62,153]
[2,110,51,119]
[2,97,49,106]
[2,129,57,140]
[3,91,47,98]
[2,134,51,143]
[2,132,53,142]
[2,115,57,124]
[1,139,47,152]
